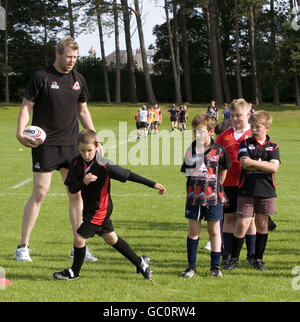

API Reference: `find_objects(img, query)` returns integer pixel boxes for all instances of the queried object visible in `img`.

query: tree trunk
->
[43,0,49,66]
[249,4,261,105]
[95,1,111,104]
[121,0,138,103]
[207,0,223,105]
[270,0,280,105]
[4,0,9,103]
[133,0,157,105]
[164,0,182,105]
[234,0,243,98]
[290,0,300,105]
[215,1,231,103]
[67,0,75,38]
[172,1,181,84]
[295,73,300,106]
[180,4,193,103]
[113,0,121,104]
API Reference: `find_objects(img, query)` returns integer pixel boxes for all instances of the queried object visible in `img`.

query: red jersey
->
[216,126,252,187]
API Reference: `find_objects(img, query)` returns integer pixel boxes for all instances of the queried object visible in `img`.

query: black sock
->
[71,246,86,276]
[231,235,244,259]
[113,237,141,267]
[255,233,268,260]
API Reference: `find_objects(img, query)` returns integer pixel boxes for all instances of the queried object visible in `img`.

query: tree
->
[4,0,9,103]
[207,0,223,104]
[121,0,138,103]
[113,0,121,103]
[248,1,262,105]
[164,0,182,105]
[133,0,157,104]
[94,0,111,104]
[179,1,193,103]
[67,0,75,38]
[234,0,243,98]
[289,0,300,105]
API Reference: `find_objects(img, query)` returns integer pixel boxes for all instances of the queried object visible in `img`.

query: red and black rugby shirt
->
[65,152,155,226]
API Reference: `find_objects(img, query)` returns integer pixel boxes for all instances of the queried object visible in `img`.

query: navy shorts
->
[185,202,224,221]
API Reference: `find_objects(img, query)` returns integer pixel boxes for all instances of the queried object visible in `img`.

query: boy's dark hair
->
[215,119,232,135]
[78,129,99,145]
[191,114,216,131]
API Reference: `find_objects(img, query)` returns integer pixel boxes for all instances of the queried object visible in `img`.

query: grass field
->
[0,102,300,303]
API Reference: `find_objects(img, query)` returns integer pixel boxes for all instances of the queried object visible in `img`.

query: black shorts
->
[170,116,177,122]
[139,121,147,128]
[77,220,114,239]
[32,145,79,172]
[223,186,238,213]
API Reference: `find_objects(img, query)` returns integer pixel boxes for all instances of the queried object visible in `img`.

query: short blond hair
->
[191,114,216,131]
[229,98,251,113]
[56,37,79,55]
[78,129,99,145]
[248,110,272,128]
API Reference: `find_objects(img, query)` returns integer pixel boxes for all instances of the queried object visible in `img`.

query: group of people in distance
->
[14,36,280,282]
[135,104,162,139]
[167,103,189,131]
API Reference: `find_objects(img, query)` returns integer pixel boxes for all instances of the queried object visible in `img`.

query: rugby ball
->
[24,126,46,146]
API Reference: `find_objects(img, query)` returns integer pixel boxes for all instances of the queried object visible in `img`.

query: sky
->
[76,0,166,58]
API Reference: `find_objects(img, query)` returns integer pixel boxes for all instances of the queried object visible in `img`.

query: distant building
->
[88,46,96,58]
[105,48,157,74]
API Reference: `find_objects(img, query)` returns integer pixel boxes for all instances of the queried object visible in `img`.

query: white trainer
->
[70,247,98,262]
[14,246,32,262]
[203,241,211,251]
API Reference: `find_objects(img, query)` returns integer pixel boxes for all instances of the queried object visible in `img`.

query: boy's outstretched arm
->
[154,183,166,195]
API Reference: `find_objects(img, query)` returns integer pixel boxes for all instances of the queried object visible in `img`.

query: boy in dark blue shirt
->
[224,111,280,271]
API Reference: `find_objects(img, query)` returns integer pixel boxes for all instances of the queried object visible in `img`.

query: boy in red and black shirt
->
[53,129,166,280]
[224,111,280,271]
[180,114,231,278]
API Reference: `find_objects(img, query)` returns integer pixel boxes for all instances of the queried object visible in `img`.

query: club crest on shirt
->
[51,81,59,89]
[72,81,80,91]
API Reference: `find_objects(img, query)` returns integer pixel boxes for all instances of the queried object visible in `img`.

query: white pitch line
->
[11,178,33,189]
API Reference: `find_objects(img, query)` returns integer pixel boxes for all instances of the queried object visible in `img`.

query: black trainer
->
[53,268,80,280]
[253,258,266,271]
[223,257,239,270]
[221,250,231,267]
[247,254,255,267]
[136,256,152,279]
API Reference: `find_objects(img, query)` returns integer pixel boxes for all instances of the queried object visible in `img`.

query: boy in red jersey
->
[53,129,166,280]
[216,99,256,265]
[224,111,280,271]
